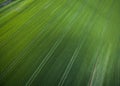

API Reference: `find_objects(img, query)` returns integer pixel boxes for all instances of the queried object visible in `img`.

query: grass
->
[0,0,120,86]
[0,0,6,4]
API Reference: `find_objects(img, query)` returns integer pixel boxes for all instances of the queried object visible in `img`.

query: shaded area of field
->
[0,0,120,86]
[0,0,13,8]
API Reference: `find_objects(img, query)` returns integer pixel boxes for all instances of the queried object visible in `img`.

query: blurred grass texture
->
[0,0,120,86]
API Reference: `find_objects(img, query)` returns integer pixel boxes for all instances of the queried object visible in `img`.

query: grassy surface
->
[0,0,120,86]
[0,0,6,4]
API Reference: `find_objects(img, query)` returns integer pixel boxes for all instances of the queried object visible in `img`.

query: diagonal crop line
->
[25,28,71,86]
[25,1,90,85]
[0,0,21,12]
[0,0,34,26]
[87,41,103,86]
[58,46,80,86]
[89,44,111,86]
[88,45,104,86]
[0,0,119,85]
[57,3,102,85]
[88,1,115,85]
[58,29,89,86]
[0,0,66,80]
[0,20,53,81]
[25,40,62,86]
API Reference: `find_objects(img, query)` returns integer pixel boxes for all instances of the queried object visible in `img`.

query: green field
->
[0,0,6,4]
[0,0,120,86]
